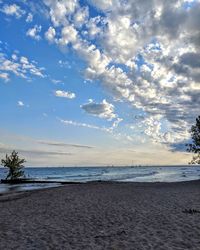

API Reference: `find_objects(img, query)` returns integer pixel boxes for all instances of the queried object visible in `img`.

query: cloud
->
[81,99,117,120]
[112,117,123,129]
[55,90,76,99]
[73,6,89,27]
[59,117,123,142]
[51,79,63,84]
[45,26,56,43]
[1,4,25,18]
[26,13,33,23]
[58,25,78,46]
[60,119,111,132]
[0,48,45,80]
[88,0,116,11]
[41,0,200,151]
[44,0,78,26]
[0,72,9,82]
[0,146,72,157]
[26,25,42,41]
[180,52,200,68]
[58,60,71,69]
[0,130,191,166]
[18,101,24,107]
[85,16,104,39]
[37,140,94,149]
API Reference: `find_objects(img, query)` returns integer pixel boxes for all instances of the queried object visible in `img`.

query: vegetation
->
[187,116,200,164]
[1,151,26,180]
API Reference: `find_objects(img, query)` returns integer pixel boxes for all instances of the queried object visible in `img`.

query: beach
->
[0,181,200,250]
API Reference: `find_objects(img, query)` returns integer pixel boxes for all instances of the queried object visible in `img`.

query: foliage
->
[1,151,26,180]
[186,116,200,164]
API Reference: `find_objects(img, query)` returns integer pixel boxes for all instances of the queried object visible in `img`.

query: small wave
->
[100,171,159,182]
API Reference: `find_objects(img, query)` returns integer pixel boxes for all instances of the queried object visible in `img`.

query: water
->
[0,166,200,193]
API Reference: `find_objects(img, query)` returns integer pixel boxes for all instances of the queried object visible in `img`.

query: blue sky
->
[0,0,199,166]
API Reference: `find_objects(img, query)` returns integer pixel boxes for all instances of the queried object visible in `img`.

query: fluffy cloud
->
[73,6,88,27]
[55,90,75,99]
[81,99,116,120]
[0,49,45,80]
[89,0,116,11]
[1,4,25,18]
[26,25,42,40]
[45,26,56,43]
[59,25,78,46]
[42,0,200,150]
[44,0,78,27]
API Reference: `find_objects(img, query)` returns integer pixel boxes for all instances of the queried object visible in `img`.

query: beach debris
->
[94,230,127,239]
[182,209,200,214]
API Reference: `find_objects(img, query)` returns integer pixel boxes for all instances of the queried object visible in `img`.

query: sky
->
[0,0,199,166]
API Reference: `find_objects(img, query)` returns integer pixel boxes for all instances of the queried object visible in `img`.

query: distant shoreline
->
[1,164,200,168]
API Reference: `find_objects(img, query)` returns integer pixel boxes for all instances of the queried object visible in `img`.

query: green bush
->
[1,151,26,180]
[187,116,200,164]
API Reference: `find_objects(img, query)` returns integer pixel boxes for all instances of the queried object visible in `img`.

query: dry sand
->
[0,181,200,250]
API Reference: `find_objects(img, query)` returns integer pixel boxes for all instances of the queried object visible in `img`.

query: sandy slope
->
[0,181,200,250]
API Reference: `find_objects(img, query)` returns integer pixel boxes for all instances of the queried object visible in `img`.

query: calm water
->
[0,166,200,193]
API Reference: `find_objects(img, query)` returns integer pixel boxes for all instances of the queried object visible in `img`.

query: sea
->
[0,166,200,193]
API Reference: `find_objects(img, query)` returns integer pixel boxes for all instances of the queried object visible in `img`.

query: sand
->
[0,180,200,250]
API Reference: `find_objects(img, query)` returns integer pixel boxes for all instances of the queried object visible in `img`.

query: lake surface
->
[0,166,200,193]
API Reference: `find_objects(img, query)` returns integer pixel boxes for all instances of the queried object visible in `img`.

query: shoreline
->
[0,178,200,197]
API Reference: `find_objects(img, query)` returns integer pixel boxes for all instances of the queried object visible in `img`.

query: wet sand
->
[0,180,200,250]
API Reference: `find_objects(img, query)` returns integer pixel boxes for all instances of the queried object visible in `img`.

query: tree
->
[187,116,200,164]
[1,151,26,180]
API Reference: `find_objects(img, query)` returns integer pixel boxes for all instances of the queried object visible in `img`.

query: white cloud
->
[58,60,71,69]
[18,101,24,107]
[55,90,76,99]
[81,99,117,120]
[45,26,56,43]
[51,79,63,84]
[112,117,123,129]
[11,54,18,61]
[42,0,200,150]
[0,48,45,80]
[142,115,190,146]
[1,4,25,18]
[26,25,42,41]
[85,16,104,39]
[44,0,79,27]
[0,72,9,82]
[89,0,116,11]
[73,7,89,27]
[26,13,33,23]
[58,25,78,46]
[20,56,29,64]
[60,119,111,132]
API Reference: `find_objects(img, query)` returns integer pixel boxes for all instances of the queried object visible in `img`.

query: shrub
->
[1,151,26,180]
